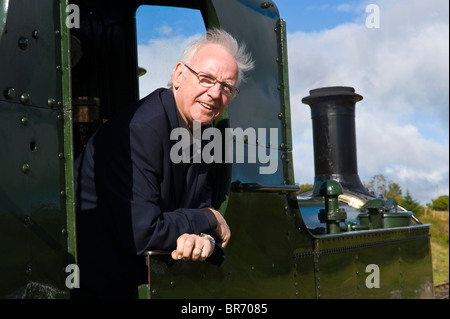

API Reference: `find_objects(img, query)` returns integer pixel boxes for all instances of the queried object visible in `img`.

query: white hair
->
[169,28,254,87]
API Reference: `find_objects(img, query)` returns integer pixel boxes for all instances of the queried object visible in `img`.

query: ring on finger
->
[195,246,203,251]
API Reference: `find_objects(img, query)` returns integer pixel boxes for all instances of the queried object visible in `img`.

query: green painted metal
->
[311,225,433,298]
[0,0,73,298]
[318,180,348,234]
[59,0,77,274]
[148,192,315,299]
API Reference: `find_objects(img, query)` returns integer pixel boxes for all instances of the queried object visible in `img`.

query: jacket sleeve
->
[92,120,217,256]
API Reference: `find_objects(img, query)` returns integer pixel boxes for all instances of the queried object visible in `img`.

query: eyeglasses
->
[183,64,239,97]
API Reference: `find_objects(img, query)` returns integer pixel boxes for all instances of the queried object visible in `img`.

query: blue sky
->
[136,1,365,40]
[136,0,449,204]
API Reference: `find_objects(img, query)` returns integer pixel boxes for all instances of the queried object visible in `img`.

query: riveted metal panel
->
[314,226,433,299]
[148,192,314,298]
[0,0,74,298]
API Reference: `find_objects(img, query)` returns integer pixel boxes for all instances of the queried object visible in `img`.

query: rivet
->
[61,228,67,237]
[48,98,56,108]
[20,93,30,105]
[170,281,175,288]
[4,87,16,99]
[32,30,40,39]
[261,2,274,9]
[18,36,28,50]
[57,114,63,121]
[21,117,28,126]
[58,153,64,159]
[22,163,30,174]
[24,216,31,226]
[56,65,61,71]
[278,113,284,119]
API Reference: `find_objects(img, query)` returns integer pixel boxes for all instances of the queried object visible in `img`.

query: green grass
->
[418,210,449,285]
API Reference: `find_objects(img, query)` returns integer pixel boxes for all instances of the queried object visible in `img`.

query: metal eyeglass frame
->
[183,63,240,97]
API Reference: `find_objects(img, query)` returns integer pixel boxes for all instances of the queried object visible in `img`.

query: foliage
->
[420,211,449,285]
[398,190,425,216]
[298,183,313,192]
[363,174,402,199]
[428,195,449,211]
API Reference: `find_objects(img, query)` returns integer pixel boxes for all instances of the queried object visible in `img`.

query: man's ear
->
[172,62,184,89]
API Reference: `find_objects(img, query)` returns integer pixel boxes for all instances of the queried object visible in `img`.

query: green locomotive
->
[0,0,433,299]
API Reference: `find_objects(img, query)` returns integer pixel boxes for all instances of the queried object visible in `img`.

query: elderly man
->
[73,29,254,298]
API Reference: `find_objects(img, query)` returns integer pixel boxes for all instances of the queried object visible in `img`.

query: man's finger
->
[175,233,189,259]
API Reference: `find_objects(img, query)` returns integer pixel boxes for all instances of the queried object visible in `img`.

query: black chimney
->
[302,86,371,197]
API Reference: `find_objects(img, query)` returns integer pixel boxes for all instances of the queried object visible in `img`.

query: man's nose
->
[207,82,223,99]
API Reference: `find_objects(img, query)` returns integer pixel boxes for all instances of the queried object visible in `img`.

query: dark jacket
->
[73,88,219,298]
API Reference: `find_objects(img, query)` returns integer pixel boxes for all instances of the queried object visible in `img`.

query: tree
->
[399,190,424,216]
[299,183,313,192]
[386,182,402,199]
[364,174,402,199]
[430,195,449,211]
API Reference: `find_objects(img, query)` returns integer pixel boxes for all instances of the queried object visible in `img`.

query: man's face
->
[172,43,239,127]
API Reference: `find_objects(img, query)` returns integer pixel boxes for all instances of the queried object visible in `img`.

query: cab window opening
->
[136,5,206,99]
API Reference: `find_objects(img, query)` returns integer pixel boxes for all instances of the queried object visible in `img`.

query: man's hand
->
[209,208,231,248]
[171,209,230,262]
[171,233,214,261]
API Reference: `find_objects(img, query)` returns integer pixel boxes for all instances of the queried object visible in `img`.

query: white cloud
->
[137,34,202,98]
[288,0,449,204]
[154,25,173,36]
